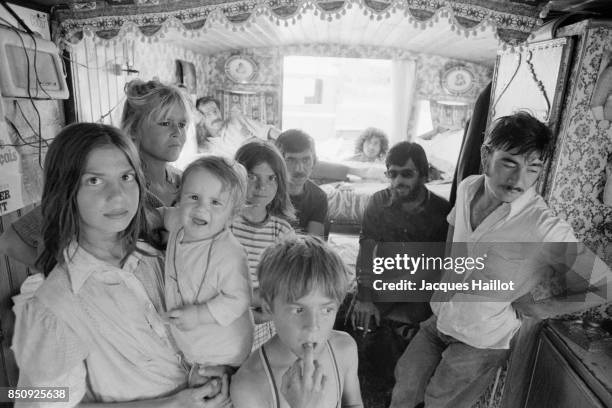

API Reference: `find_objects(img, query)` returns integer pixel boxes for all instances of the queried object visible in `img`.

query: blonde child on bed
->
[230,236,363,408]
[163,156,253,385]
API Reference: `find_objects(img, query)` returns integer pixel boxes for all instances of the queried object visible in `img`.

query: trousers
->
[389,315,510,408]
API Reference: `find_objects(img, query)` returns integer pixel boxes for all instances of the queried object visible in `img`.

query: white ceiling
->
[164,6,501,66]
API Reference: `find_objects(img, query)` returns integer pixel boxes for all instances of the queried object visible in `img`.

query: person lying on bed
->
[196,96,280,158]
[347,127,389,163]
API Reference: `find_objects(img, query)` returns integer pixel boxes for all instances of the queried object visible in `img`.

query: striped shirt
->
[231,215,295,287]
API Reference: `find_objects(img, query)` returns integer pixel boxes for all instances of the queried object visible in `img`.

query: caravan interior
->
[0,0,611,407]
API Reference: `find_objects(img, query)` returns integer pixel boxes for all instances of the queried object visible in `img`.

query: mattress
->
[321,180,452,226]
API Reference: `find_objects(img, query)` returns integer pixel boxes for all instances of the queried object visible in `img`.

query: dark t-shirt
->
[289,179,328,234]
[356,187,451,321]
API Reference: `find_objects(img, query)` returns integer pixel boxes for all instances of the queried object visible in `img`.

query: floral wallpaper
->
[415,53,492,101]
[546,26,612,318]
[202,43,493,128]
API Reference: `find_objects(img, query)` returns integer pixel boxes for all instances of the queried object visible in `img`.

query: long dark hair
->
[36,123,150,275]
[235,140,295,221]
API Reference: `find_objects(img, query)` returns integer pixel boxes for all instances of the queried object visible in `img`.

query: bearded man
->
[350,141,450,333]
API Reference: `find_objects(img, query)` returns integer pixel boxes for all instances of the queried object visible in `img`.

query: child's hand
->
[281,344,327,408]
[251,289,271,324]
[165,305,202,331]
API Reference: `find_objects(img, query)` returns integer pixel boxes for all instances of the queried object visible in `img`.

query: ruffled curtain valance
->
[52,0,543,47]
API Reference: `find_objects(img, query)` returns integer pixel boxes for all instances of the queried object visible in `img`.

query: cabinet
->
[525,321,612,408]
[214,89,280,128]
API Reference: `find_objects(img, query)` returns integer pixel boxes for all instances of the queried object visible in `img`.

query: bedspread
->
[321,180,452,226]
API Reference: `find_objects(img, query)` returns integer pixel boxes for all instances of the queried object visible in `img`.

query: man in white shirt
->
[389,112,611,408]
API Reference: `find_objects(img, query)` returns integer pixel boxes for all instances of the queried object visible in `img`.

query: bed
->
[321,177,452,233]
[320,172,451,288]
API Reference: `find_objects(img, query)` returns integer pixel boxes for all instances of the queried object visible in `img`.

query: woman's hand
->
[281,345,327,408]
[173,375,231,408]
[165,305,202,331]
[190,364,236,388]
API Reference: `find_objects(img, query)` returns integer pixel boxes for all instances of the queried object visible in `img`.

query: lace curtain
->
[391,59,417,144]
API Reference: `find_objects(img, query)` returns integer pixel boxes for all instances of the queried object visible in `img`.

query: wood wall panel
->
[0,203,38,388]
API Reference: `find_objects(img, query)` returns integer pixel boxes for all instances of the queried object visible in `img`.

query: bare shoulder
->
[328,330,358,362]
[329,331,364,408]
[230,351,269,408]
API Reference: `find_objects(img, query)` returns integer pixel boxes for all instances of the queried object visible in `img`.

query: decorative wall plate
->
[224,55,258,83]
[441,66,475,96]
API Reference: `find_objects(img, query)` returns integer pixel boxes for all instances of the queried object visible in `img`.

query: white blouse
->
[12,241,187,407]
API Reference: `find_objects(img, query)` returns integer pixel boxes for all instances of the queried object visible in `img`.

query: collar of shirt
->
[382,187,431,211]
[145,166,181,190]
[466,175,537,222]
[176,226,226,245]
[63,241,144,294]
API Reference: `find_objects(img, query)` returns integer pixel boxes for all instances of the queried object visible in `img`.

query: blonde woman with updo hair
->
[122,79,189,207]
[0,79,190,266]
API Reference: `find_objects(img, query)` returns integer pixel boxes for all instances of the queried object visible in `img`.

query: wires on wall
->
[0,3,56,168]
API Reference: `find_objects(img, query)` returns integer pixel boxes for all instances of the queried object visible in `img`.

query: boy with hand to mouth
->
[231,236,364,408]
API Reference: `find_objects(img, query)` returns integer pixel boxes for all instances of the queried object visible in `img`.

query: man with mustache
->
[275,129,328,238]
[196,96,279,157]
[389,112,611,408]
[350,141,450,335]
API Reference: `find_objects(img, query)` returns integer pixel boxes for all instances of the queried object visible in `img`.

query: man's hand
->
[350,299,380,336]
[165,305,202,331]
[281,344,327,408]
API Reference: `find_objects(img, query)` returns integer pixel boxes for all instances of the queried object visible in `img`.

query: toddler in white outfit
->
[163,156,253,385]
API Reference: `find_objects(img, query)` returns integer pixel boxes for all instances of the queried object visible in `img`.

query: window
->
[282,56,393,161]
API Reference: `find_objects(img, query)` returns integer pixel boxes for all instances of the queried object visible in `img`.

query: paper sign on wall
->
[0,120,25,215]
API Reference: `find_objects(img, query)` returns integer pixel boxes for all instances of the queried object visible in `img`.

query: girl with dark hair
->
[12,123,230,407]
[0,79,189,267]
[230,140,296,349]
